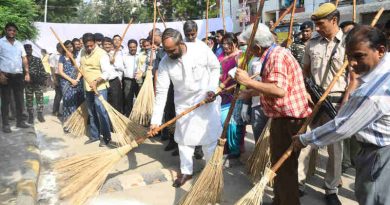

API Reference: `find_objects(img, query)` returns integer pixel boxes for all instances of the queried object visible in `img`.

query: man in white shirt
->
[49,43,63,116]
[122,39,139,116]
[149,28,222,187]
[101,37,124,113]
[0,22,30,133]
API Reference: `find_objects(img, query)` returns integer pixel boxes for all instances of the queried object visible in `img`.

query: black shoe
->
[84,138,99,144]
[37,112,45,122]
[299,189,305,197]
[2,126,11,133]
[325,193,341,205]
[99,140,108,147]
[165,140,178,151]
[171,149,179,156]
[28,113,34,124]
[16,122,29,128]
[194,146,204,159]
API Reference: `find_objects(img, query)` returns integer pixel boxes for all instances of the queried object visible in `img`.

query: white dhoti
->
[178,141,217,175]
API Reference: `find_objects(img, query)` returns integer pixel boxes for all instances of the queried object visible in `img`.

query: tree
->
[34,0,81,23]
[0,0,39,40]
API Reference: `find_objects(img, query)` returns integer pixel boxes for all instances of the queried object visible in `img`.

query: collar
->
[360,53,390,83]
[321,28,344,43]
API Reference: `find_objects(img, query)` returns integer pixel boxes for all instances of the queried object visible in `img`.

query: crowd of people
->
[1,2,390,205]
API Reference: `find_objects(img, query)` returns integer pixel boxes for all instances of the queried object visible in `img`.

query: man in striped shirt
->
[293,25,390,205]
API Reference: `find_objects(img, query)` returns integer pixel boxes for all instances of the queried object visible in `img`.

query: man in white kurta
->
[150,28,222,187]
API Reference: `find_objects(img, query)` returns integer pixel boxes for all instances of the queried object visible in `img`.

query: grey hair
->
[239,23,274,48]
[149,28,163,37]
[162,28,184,44]
[183,20,198,32]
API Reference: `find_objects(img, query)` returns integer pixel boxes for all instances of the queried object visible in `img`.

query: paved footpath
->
[32,90,358,205]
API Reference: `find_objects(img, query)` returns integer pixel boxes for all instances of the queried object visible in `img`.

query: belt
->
[123,77,135,80]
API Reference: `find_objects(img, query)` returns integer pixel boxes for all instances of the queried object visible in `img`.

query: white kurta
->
[150,42,222,146]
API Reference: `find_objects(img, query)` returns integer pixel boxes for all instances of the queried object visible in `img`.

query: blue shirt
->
[0,37,26,74]
[300,53,390,147]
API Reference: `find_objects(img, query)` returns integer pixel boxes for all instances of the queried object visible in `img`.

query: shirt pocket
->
[311,53,323,75]
[192,63,206,81]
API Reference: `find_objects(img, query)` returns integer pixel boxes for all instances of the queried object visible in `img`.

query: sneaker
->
[171,149,179,156]
[84,138,99,144]
[325,193,341,205]
[16,121,29,128]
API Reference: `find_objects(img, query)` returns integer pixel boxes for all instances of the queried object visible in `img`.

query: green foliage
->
[34,0,81,23]
[0,0,39,40]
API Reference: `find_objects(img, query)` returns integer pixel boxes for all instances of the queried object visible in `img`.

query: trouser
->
[250,105,268,142]
[85,89,111,141]
[122,77,139,116]
[298,111,343,194]
[53,74,62,113]
[163,82,175,138]
[342,136,361,168]
[355,144,390,205]
[0,73,25,126]
[178,141,217,175]
[25,83,44,113]
[108,77,123,113]
[270,117,305,205]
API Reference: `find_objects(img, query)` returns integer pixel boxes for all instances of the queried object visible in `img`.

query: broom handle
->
[141,72,260,139]
[205,0,210,42]
[219,0,266,140]
[222,0,226,33]
[112,19,134,63]
[157,7,167,29]
[335,0,339,7]
[352,0,356,23]
[149,0,157,68]
[270,10,385,173]
[286,0,297,47]
[271,4,293,31]
[371,7,384,27]
[50,27,99,96]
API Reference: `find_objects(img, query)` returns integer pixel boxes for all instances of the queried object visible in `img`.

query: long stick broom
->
[235,9,385,204]
[270,4,293,31]
[178,1,266,205]
[54,72,259,205]
[50,28,146,147]
[129,0,158,126]
[63,20,135,137]
[286,0,297,48]
[246,0,297,182]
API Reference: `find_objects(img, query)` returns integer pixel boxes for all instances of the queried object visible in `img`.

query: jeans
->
[85,89,111,141]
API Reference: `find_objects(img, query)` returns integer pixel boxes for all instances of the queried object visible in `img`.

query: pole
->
[222,0,226,32]
[286,0,297,47]
[206,0,210,42]
[352,0,356,22]
[44,0,48,23]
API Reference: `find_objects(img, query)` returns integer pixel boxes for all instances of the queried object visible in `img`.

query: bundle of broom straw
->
[178,1,266,205]
[129,0,158,126]
[54,71,259,205]
[63,102,88,137]
[246,119,271,183]
[50,28,146,147]
[235,9,385,204]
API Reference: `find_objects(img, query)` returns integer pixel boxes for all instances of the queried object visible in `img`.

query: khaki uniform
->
[299,29,347,195]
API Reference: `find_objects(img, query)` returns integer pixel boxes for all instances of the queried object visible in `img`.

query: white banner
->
[27,17,233,56]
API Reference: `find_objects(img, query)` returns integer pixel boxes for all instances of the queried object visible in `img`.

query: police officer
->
[24,44,46,123]
[290,21,314,69]
[300,3,357,205]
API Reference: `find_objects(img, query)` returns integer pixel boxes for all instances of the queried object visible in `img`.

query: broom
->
[129,0,158,126]
[63,102,88,137]
[270,4,293,31]
[246,119,272,183]
[246,0,297,182]
[178,1,266,205]
[50,28,146,146]
[235,9,385,204]
[205,0,210,42]
[54,73,259,205]
[286,0,297,48]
